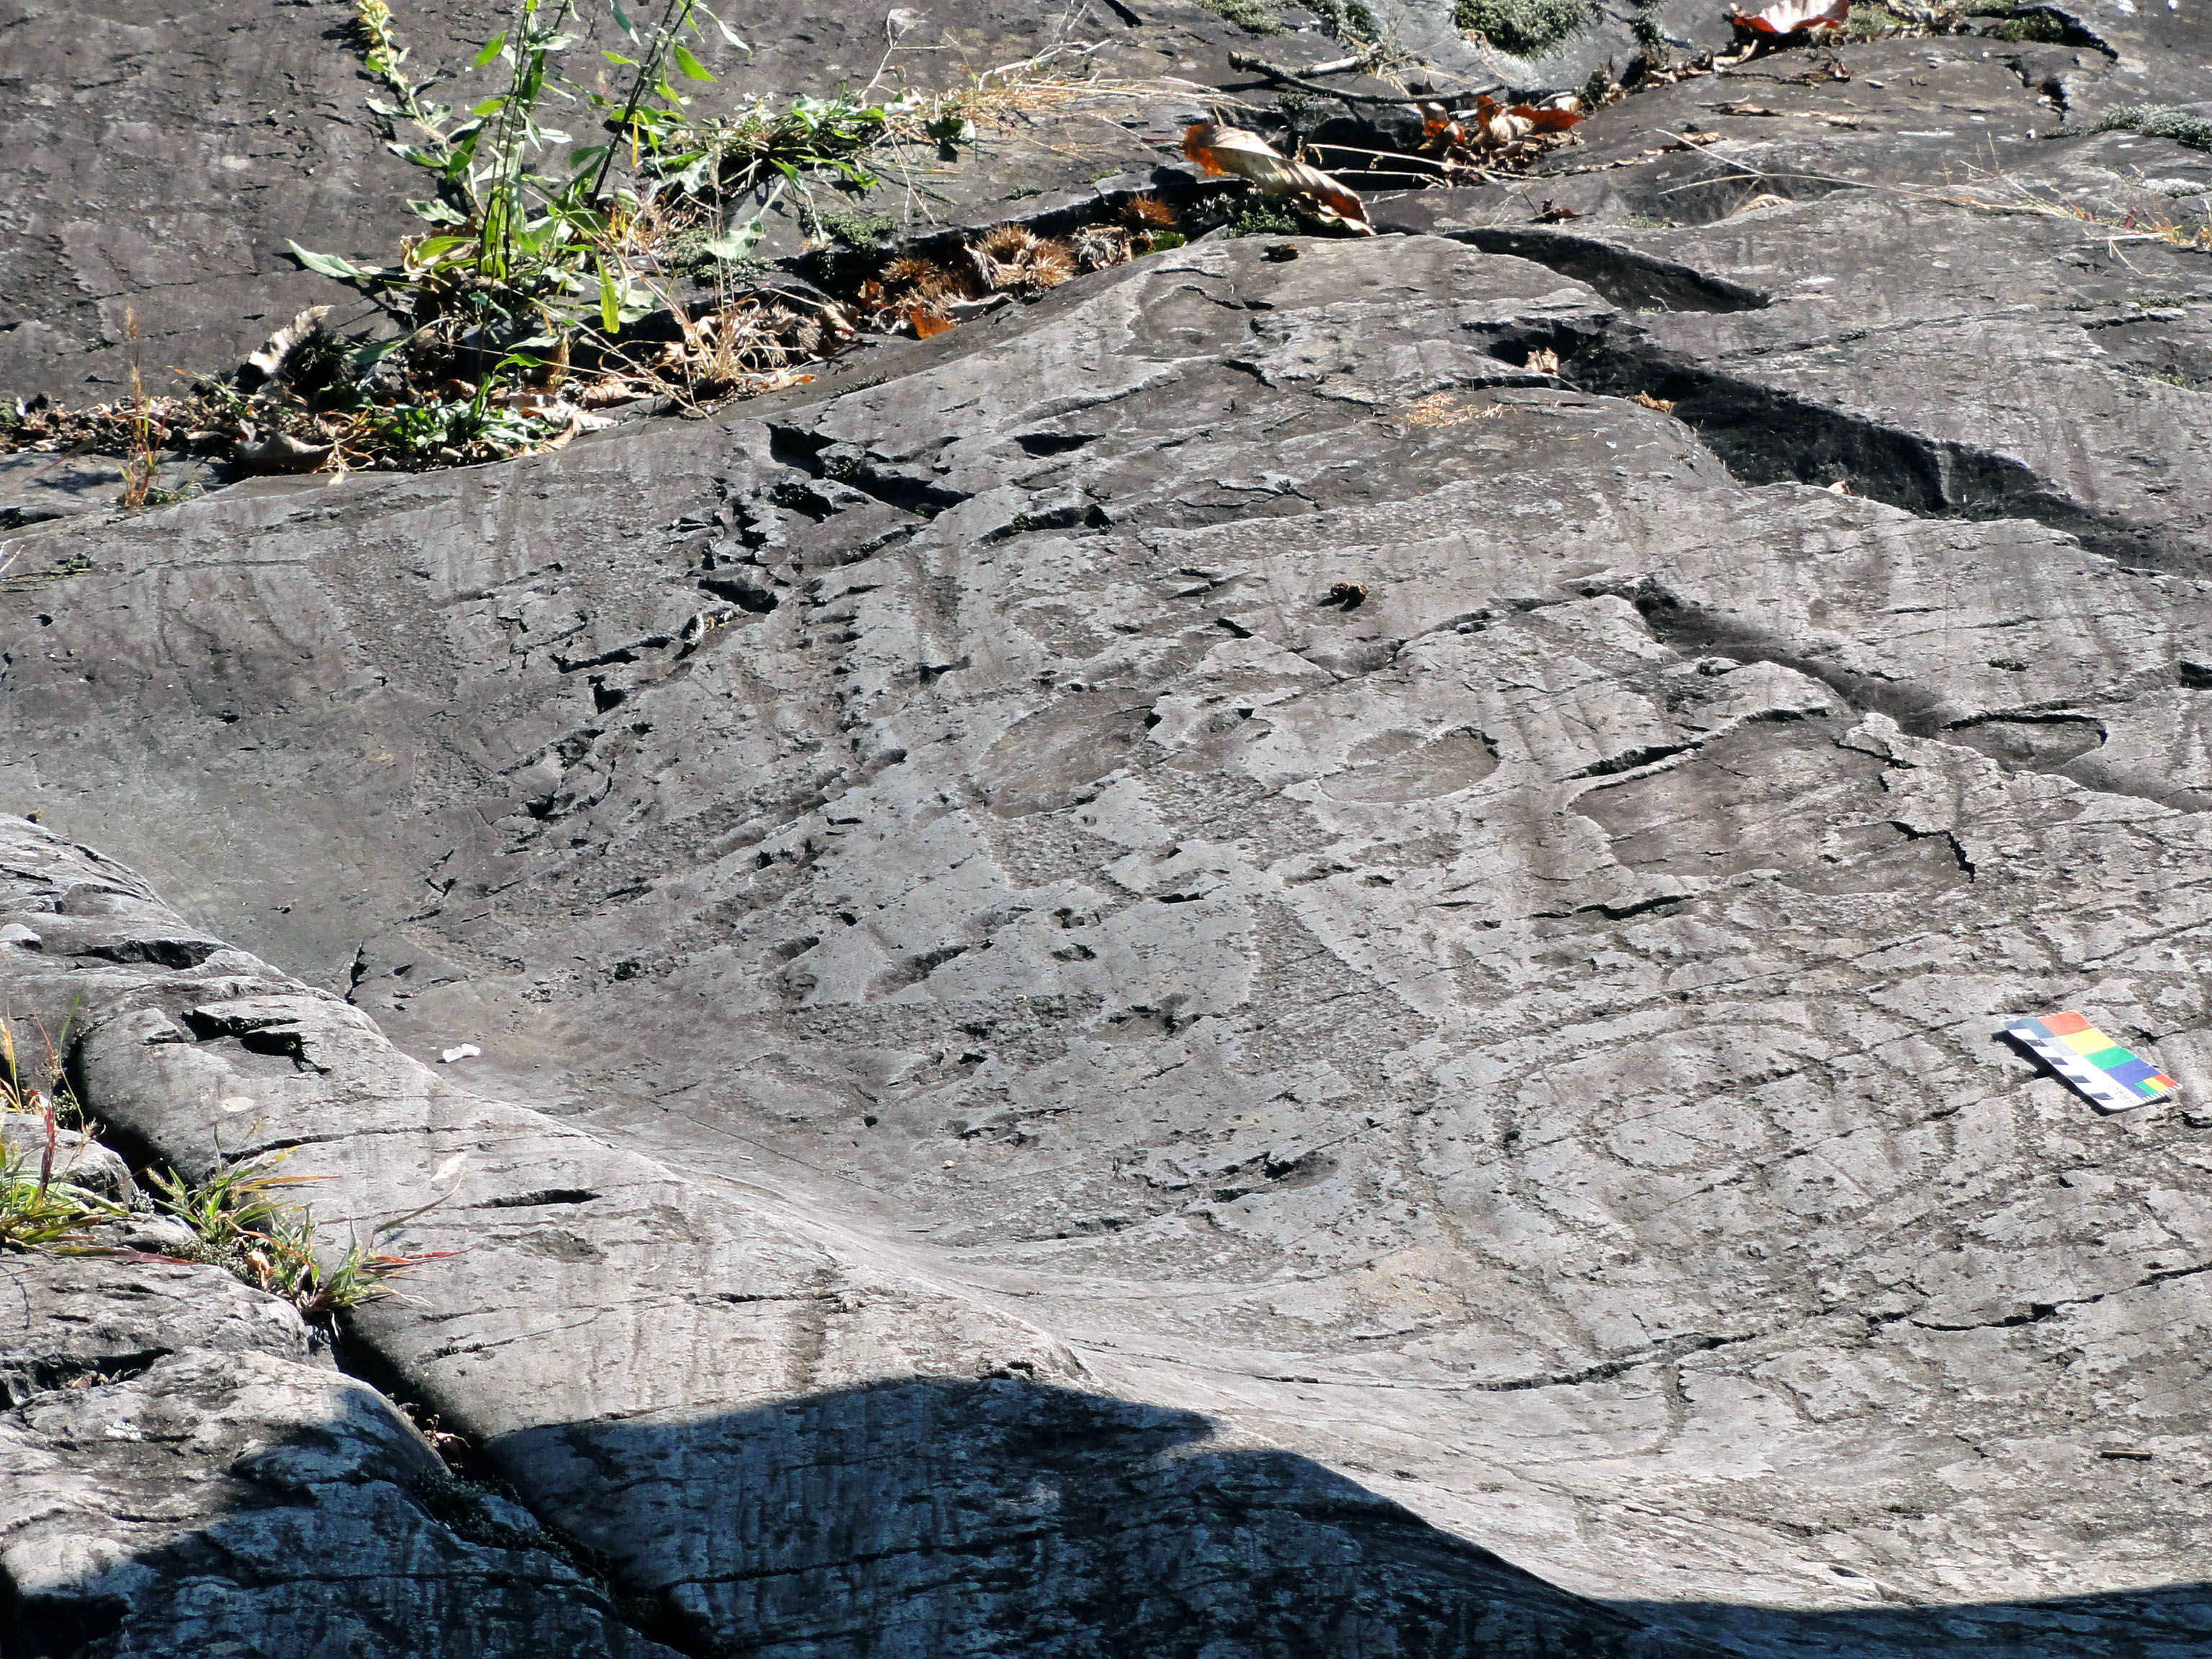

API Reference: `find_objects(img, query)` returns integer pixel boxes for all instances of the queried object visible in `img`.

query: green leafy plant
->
[0,1142,119,1251]
[1221,194,1327,238]
[150,1148,456,1315]
[1,1015,117,1252]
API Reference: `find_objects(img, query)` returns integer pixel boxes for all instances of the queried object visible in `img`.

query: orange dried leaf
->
[1181,122,1374,233]
[1513,103,1585,131]
[909,310,955,340]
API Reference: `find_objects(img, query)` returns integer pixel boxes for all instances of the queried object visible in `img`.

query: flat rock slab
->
[0,815,1662,1655]
[6,12,2212,1658]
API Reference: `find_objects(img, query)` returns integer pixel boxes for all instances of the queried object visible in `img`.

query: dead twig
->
[1227,50,1501,109]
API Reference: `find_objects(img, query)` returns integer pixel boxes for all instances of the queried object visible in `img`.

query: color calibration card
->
[2005,1011,2179,1112]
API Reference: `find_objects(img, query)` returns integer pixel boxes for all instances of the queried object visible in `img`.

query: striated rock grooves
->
[0,815,1661,1656]
[6,2,2212,1655]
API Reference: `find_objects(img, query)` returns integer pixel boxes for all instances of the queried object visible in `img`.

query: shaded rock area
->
[1,1253,680,1659]
[6,1,2212,1655]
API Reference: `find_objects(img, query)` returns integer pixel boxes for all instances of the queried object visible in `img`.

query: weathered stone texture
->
[6,3,2212,1655]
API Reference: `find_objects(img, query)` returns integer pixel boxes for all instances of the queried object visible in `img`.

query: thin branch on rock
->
[1227,50,1503,108]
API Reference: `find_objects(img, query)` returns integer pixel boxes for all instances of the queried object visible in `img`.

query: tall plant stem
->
[589,0,691,201]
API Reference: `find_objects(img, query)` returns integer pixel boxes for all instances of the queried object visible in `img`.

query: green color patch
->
[1194,0,1289,36]
[1454,0,1591,57]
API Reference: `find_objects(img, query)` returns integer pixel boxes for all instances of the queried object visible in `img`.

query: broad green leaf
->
[668,151,713,195]
[596,258,620,334]
[287,241,370,280]
[471,31,507,66]
[700,213,766,261]
[671,43,714,81]
[697,5,748,48]
[349,335,414,374]
[406,197,469,224]
[610,0,637,37]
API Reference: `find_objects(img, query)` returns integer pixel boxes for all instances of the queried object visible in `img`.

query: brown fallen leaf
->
[1182,122,1374,233]
[908,310,956,340]
[1709,101,1783,116]
[1631,390,1678,413]
[233,429,334,473]
[1523,348,1562,374]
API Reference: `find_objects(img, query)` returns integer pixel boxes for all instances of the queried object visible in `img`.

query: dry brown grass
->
[1397,390,1505,426]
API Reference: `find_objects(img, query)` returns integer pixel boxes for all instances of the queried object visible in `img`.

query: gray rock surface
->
[1,1308,679,1658]
[0,1251,313,1406]
[0,818,1667,1655]
[6,3,2212,1656]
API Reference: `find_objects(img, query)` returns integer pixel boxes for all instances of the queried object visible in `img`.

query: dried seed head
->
[1121,194,1177,228]
[782,313,825,358]
[1070,223,1132,272]
[881,254,944,292]
[978,223,1044,261]
[1024,238,1077,290]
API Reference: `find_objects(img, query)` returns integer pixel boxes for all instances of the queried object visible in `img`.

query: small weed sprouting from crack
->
[0,1014,118,1254]
[1221,195,1336,239]
[147,1148,458,1319]
[2128,364,2212,393]
[0,1141,120,1253]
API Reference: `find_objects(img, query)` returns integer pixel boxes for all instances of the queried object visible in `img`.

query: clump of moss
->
[1194,0,1288,35]
[802,203,898,249]
[1220,195,1336,238]
[1454,0,1592,58]
[1992,8,2067,40]
[2082,104,2212,152]
[1846,1,1909,37]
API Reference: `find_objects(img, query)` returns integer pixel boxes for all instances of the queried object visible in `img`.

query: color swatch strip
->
[2005,1011,2178,1112]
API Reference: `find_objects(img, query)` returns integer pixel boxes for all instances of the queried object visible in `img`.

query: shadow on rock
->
[11,1362,2212,1658]
[488,1374,1665,1658]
